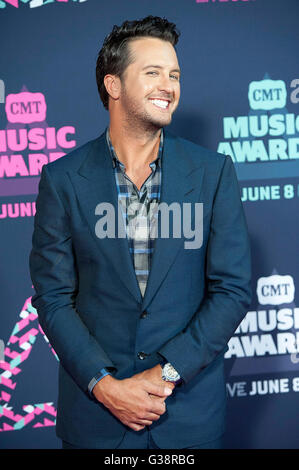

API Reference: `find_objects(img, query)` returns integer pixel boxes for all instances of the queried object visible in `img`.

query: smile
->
[149,99,170,110]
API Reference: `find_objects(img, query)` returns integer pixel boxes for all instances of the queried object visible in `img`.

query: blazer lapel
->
[69,129,205,310]
[141,131,205,311]
[68,132,143,304]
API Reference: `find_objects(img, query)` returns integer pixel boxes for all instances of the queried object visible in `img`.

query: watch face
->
[163,363,180,382]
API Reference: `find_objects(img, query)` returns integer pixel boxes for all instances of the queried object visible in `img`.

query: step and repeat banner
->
[0,0,298,449]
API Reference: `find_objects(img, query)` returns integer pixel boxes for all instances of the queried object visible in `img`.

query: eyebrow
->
[142,65,181,74]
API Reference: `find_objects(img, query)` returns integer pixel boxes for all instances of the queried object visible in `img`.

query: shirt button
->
[137,351,148,360]
[140,310,148,319]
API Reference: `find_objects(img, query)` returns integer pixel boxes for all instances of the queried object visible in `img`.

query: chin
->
[148,115,172,129]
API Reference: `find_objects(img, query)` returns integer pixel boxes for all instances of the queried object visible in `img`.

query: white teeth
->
[150,99,169,109]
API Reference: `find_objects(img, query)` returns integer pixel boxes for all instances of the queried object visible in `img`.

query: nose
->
[157,73,175,95]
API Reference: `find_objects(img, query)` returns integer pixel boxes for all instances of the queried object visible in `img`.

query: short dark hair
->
[96,15,180,110]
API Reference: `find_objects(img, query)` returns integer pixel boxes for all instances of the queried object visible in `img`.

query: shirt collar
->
[105,127,164,170]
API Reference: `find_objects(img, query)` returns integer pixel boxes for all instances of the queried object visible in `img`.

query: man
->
[29,16,251,449]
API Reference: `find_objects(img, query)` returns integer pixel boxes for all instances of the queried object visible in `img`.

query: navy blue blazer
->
[29,129,251,449]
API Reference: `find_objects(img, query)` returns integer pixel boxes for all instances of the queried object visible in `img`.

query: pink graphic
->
[196,0,254,3]
[6,92,47,124]
[0,202,36,219]
[3,0,18,7]
[1,0,87,9]
[0,296,59,431]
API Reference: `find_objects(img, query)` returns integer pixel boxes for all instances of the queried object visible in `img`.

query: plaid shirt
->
[87,129,177,395]
[106,127,163,297]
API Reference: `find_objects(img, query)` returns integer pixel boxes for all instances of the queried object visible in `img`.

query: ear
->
[103,74,121,101]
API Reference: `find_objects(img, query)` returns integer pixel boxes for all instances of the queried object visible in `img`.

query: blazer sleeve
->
[158,155,252,384]
[29,164,117,394]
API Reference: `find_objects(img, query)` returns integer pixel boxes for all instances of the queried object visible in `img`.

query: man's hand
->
[93,373,173,432]
[133,364,176,398]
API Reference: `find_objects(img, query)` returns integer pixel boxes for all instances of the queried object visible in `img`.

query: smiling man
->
[29,16,251,449]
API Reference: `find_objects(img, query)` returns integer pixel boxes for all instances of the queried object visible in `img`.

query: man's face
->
[118,37,181,130]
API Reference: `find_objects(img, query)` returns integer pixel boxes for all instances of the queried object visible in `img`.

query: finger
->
[144,381,173,398]
[149,393,166,402]
[144,412,161,421]
[135,419,153,426]
[129,423,145,432]
[138,409,162,421]
[165,381,175,390]
[148,398,166,416]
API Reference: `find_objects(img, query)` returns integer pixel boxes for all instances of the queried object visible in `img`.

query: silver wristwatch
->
[161,362,182,384]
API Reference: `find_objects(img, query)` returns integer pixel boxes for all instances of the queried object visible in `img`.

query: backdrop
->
[0,0,298,449]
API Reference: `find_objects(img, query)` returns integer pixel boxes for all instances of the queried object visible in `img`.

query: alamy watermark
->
[94,201,203,249]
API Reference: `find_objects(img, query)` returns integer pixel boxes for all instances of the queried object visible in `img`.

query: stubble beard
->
[120,85,173,137]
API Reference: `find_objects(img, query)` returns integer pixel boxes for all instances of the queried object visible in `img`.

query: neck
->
[108,118,162,172]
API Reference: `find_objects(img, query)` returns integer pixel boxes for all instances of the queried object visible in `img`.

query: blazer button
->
[140,310,148,319]
[137,351,148,360]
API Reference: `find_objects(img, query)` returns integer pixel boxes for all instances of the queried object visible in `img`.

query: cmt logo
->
[256,274,295,305]
[248,79,287,110]
[5,91,47,123]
